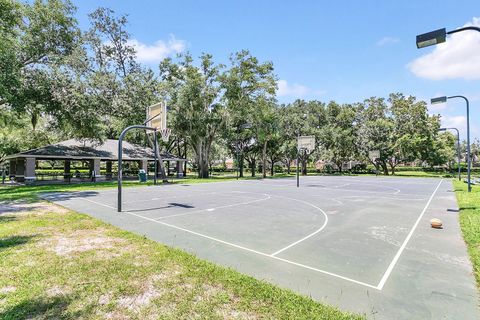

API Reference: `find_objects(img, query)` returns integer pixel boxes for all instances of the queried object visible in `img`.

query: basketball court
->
[41,175,479,319]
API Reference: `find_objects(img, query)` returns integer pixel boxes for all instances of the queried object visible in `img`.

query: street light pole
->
[432,96,471,192]
[296,132,300,188]
[439,127,461,181]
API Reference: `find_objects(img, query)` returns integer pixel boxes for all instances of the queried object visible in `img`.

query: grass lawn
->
[0,181,362,319]
[453,180,480,288]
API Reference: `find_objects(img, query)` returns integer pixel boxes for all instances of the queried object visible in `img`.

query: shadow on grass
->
[0,235,36,251]
[0,216,18,223]
[0,296,87,320]
[459,206,480,210]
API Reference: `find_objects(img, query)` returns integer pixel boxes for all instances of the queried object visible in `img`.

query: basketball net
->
[160,128,171,142]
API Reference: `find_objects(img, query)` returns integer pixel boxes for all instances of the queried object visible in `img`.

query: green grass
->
[453,179,480,288]
[0,199,362,319]
[385,171,453,178]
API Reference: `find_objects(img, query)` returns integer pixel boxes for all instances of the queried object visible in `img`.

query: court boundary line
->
[122,209,378,290]
[376,179,443,290]
[50,177,444,291]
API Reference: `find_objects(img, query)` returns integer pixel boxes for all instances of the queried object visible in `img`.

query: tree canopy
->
[0,0,460,176]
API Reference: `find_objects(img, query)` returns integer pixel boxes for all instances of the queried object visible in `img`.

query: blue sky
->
[74,1,480,139]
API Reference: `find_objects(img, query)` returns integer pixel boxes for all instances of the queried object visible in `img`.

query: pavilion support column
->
[177,161,183,178]
[15,158,25,182]
[139,160,148,171]
[9,160,16,180]
[106,160,112,180]
[89,159,101,182]
[25,157,36,185]
[64,160,71,182]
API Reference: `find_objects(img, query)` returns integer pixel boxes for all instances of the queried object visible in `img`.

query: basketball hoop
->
[368,150,380,162]
[160,128,171,142]
[298,136,316,153]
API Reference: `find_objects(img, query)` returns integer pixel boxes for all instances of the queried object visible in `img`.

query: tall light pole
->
[438,127,461,181]
[432,96,471,191]
[416,26,480,48]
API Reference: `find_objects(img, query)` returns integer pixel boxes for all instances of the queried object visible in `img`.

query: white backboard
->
[298,135,316,152]
[146,102,167,131]
[368,150,380,160]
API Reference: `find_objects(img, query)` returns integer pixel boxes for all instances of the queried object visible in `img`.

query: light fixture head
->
[416,28,446,48]
[431,96,447,104]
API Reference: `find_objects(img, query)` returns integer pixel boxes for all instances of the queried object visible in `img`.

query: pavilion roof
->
[5,139,185,161]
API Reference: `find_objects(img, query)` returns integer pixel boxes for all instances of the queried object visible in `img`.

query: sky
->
[73,0,480,139]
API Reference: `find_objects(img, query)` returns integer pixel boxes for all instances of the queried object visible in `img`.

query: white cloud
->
[442,115,466,129]
[441,115,479,138]
[128,35,186,63]
[278,80,308,96]
[429,103,447,113]
[277,80,325,98]
[376,36,400,46]
[408,17,480,80]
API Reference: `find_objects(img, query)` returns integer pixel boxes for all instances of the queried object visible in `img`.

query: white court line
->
[153,192,271,220]
[83,197,116,209]
[376,179,443,290]
[270,195,329,256]
[335,195,427,202]
[123,191,222,204]
[122,209,378,290]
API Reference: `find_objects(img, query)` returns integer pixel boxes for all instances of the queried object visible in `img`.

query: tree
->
[426,132,456,169]
[357,94,440,175]
[1,0,79,126]
[320,102,357,172]
[160,53,224,178]
[253,99,278,178]
[220,50,277,177]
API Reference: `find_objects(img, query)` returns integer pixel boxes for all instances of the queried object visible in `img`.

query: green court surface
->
[42,176,480,319]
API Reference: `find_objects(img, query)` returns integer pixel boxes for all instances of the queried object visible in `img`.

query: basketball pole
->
[118,125,157,212]
[153,129,158,185]
[296,148,299,188]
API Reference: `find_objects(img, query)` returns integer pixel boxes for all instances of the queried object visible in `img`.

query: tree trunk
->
[183,142,187,177]
[195,140,210,178]
[270,160,274,176]
[147,134,168,182]
[388,160,397,175]
[251,159,256,177]
[239,154,244,178]
[262,141,267,178]
[380,161,389,175]
[302,158,307,175]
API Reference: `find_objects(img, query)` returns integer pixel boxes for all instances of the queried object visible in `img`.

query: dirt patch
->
[39,228,130,258]
[46,285,70,297]
[0,200,69,216]
[117,280,163,312]
[0,286,17,294]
